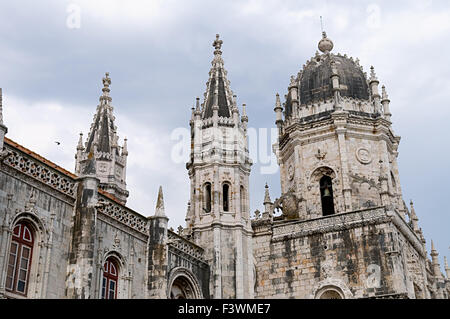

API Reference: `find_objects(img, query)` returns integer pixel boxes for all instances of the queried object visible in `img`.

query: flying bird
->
[55,141,61,145]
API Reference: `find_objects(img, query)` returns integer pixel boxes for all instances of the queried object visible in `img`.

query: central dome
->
[299,53,369,106]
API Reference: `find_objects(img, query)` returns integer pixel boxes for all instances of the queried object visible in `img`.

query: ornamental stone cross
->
[213,34,223,51]
[103,72,111,88]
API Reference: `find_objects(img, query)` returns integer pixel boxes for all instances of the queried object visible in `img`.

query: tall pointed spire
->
[430,240,443,279]
[155,186,166,217]
[85,72,117,154]
[263,183,273,217]
[410,200,420,233]
[263,183,271,204]
[202,34,234,119]
[77,72,129,204]
[77,133,84,151]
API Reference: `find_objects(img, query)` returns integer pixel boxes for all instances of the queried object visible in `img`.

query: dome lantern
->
[318,31,334,54]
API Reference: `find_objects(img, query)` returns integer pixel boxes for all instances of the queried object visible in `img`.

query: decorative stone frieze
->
[96,195,148,235]
[3,147,76,197]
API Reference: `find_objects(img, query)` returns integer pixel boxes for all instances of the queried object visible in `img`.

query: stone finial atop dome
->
[318,31,334,53]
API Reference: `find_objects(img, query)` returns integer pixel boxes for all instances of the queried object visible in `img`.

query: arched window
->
[390,171,397,191]
[318,289,343,299]
[102,257,119,299]
[203,183,212,213]
[320,176,335,216]
[6,222,34,296]
[223,183,230,212]
[240,185,245,214]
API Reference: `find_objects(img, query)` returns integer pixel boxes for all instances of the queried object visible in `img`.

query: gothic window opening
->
[170,277,193,299]
[391,171,397,191]
[223,183,230,212]
[203,183,212,213]
[320,176,335,216]
[240,185,245,214]
[102,257,119,299]
[6,222,34,296]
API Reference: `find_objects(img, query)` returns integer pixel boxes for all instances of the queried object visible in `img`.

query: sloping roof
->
[203,71,231,118]
[202,34,233,119]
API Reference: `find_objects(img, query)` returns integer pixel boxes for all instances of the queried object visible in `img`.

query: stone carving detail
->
[96,195,148,234]
[98,163,108,173]
[350,173,379,190]
[356,147,372,164]
[287,164,295,180]
[272,189,303,220]
[168,231,206,262]
[315,149,327,161]
[272,207,388,241]
[3,148,76,197]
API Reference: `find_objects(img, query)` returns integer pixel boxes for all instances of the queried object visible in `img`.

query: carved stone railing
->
[168,231,207,264]
[3,144,76,198]
[97,194,149,235]
[271,207,389,242]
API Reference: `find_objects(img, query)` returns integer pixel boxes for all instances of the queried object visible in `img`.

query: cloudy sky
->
[0,0,448,270]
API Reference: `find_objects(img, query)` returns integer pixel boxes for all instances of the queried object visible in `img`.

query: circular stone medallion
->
[356,148,372,164]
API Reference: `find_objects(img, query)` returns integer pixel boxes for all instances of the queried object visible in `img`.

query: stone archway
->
[309,279,354,299]
[167,267,203,299]
[316,287,344,299]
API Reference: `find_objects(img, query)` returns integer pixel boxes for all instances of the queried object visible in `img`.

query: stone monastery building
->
[0,32,448,299]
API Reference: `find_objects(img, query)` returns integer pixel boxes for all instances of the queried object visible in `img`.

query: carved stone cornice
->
[271,207,390,242]
[2,146,76,198]
[96,194,148,236]
[168,230,207,265]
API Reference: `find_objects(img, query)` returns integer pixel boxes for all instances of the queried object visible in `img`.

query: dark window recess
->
[320,176,335,216]
[223,184,230,212]
[204,183,212,213]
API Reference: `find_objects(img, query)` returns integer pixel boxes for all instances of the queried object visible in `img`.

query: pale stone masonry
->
[0,32,448,299]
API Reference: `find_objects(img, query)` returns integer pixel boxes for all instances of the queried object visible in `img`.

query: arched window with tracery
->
[102,257,119,299]
[320,176,335,216]
[6,222,34,296]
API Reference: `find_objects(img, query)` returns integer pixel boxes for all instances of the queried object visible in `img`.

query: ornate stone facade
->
[0,32,447,300]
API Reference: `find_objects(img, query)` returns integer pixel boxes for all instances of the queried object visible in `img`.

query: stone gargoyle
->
[272,190,303,220]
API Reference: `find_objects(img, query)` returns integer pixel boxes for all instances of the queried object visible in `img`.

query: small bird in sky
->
[55,141,61,145]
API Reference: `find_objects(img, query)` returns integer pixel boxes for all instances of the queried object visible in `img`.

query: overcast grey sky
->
[0,0,448,271]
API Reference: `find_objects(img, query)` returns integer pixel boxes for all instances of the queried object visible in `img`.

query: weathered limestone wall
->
[95,214,148,299]
[168,231,210,298]
[0,168,74,299]
[253,208,415,299]
[193,225,253,298]
[278,116,401,221]
[0,142,151,299]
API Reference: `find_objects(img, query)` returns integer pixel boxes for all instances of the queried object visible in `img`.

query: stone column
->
[235,229,244,299]
[0,194,13,298]
[147,186,169,299]
[333,113,352,212]
[66,158,99,299]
